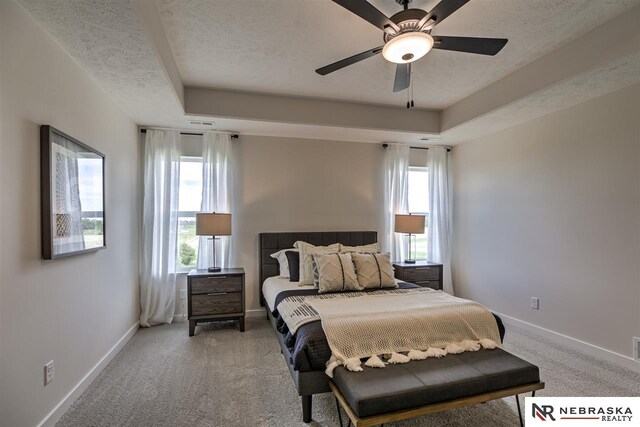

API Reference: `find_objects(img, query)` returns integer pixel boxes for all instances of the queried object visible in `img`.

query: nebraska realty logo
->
[525,398,639,426]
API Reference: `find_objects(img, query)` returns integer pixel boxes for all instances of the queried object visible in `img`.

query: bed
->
[259,231,506,423]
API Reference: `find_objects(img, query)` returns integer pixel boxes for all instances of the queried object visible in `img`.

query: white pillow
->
[293,241,340,285]
[339,242,380,253]
[270,248,298,278]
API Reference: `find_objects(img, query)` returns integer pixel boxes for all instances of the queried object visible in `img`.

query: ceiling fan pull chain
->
[410,69,414,108]
[406,64,412,109]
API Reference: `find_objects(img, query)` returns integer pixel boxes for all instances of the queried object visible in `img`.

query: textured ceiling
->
[18,0,186,128]
[16,0,640,145]
[157,0,639,109]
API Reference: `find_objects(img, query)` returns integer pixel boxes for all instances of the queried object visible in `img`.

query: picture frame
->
[40,125,106,259]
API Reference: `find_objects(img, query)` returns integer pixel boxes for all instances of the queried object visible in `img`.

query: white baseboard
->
[494,311,639,372]
[37,322,140,427]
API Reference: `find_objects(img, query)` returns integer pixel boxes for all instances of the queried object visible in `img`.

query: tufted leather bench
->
[330,348,544,427]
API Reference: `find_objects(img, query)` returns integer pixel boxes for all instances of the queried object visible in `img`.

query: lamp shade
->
[196,213,231,236]
[394,214,425,234]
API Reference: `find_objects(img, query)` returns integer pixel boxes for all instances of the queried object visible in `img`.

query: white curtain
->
[197,132,233,269]
[383,144,410,261]
[427,147,453,294]
[140,130,181,327]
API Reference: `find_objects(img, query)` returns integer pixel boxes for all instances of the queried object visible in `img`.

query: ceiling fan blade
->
[423,0,470,28]
[316,46,383,75]
[432,36,508,55]
[393,63,411,93]
[331,0,399,32]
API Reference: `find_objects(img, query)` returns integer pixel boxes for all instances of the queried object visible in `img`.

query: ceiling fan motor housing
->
[383,9,429,43]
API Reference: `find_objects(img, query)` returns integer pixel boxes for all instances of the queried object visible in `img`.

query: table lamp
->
[394,213,425,263]
[195,212,231,272]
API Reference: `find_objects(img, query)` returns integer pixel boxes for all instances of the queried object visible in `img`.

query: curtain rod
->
[382,143,450,152]
[139,128,239,139]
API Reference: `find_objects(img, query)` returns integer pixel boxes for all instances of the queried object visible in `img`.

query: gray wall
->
[174,135,388,314]
[452,84,640,359]
[0,2,141,426]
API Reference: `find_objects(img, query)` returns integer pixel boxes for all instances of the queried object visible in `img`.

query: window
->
[408,167,429,260]
[177,157,203,270]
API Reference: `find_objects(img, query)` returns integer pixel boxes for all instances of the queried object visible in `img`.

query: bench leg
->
[335,397,343,427]
[516,390,538,427]
[302,395,312,423]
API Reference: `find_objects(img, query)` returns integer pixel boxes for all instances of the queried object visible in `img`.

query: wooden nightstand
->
[393,261,443,290]
[187,268,245,336]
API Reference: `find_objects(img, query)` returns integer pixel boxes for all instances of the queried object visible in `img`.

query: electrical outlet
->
[44,360,54,385]
[634,337,640,362]
[179,289,187,300]
[530,297,539,310]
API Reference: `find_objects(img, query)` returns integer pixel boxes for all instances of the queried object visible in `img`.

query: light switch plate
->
[44,360,54,385]
[530,297,539,310]
[180,288,187,300]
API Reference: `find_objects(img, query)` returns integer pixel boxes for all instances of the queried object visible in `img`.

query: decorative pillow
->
[352,252,397,289]
[270,248,298,277]
[293,241,340,285]
[339,242,380,253]
[285,251,300,282]
[313,253,361,293]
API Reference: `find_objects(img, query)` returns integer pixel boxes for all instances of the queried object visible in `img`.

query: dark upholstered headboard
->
[259,231,377,306]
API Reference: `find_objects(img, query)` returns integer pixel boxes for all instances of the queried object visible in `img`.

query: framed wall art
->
[41,125,106,259]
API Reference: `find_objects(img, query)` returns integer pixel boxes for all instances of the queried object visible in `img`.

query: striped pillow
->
[352,252,397,289]
[312,253,361,293]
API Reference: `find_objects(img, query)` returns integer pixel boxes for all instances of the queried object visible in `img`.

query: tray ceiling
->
[16,0,640,144]
[157,0,638,109]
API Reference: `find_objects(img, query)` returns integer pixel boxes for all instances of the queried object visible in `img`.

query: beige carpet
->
[57,317,640,427]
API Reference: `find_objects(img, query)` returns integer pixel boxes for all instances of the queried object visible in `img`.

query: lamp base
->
[403,259,416,264]
[207,266,222,272]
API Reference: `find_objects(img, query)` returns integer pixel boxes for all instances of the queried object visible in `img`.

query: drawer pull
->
[415,267,432,270]
[207,276,230,279]
[207,292,227,296]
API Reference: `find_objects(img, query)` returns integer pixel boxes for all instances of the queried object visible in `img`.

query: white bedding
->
[262,276,302,311]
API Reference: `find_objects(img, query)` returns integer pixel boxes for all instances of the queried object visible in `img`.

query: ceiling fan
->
[316,0,508,99]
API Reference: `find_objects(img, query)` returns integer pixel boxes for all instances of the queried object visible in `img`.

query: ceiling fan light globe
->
[382,32,434,64]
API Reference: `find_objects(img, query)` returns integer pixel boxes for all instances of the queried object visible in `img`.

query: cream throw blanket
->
[277,288,430,335]
[307,290,501,377]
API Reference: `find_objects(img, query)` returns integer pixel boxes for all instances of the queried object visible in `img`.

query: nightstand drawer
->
[415,280,441,290]
[403,266,440,282]
[191,293,242,316]
[191,275,242,294]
